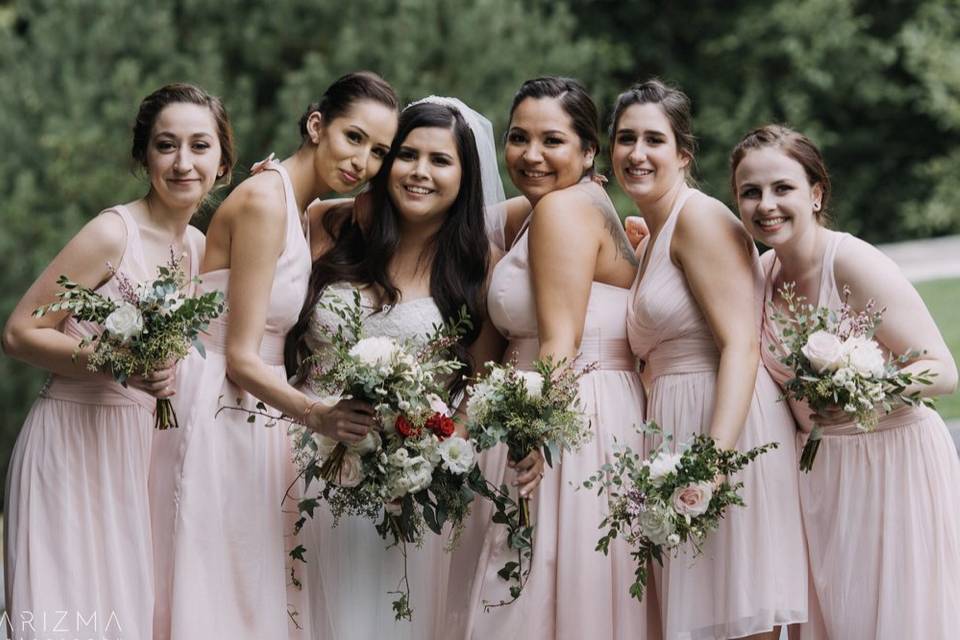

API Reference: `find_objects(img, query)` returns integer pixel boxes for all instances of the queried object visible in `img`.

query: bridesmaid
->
[616,80,807,639]
[149,71,399,639]
[465,76,656,640]
[2,83,233,637]
[732,124,960,639]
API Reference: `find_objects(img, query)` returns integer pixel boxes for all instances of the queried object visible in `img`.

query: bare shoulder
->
[76,208,130,257]
[833,233,904,292]
[216,171,287,229]
[675,190,750,248]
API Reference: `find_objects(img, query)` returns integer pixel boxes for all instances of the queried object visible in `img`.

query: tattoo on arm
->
[588,190,639,266]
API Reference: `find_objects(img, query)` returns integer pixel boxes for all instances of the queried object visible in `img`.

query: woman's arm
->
[836,238,958,397]
[216,176,374,441]
[528,191,598,363]
[2,211,176,396]
[674,199,760,450]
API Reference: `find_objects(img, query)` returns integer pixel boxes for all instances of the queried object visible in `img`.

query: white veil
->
[405,96,508,250]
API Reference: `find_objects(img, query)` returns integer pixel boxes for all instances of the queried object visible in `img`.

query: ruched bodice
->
[488,224,637,372]
[760,230,929,435]
[627,187,765,379]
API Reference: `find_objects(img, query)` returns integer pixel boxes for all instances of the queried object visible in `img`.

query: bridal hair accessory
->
[405,96,508,248]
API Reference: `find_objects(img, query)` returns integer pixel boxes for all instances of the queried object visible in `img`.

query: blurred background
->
[1,0,958,502]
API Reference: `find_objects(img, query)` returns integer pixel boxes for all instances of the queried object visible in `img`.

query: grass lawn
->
[915,278,960,420]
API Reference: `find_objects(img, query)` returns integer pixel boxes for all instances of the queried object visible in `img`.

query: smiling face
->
[733,146,824,248]
[146,102,224,210]
[611,102,689,206]
[307,99,398,193]
[388,125,462,228]
[505,97,595,204]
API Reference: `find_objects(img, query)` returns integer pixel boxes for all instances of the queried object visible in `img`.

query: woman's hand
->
[624,216,649,250]
[127,363,177,399]
[307,398,376,442]
[508,448,545,497]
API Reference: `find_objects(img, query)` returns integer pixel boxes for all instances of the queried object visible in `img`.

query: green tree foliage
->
[0,0,621,501]
[572,0,960,239]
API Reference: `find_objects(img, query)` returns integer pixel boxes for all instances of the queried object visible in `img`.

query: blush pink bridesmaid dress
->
[626,187,808,639]
[458,205,660,640]
[149,158,312,639]
[4,205,203,639]
[760,230,960,640]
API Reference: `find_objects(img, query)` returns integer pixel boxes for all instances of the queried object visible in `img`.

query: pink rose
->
[671,482,714,518]
[801,330,845,373]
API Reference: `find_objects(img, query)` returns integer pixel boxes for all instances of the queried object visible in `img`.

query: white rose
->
[104,303,144,343]
[844,336,886,378]
[389,448,410,466]
[645,451,682,485]
[670,482,714,518]
[347,431,382,456]
[438,437,476,475]
[638,506,675,546]
[801,330,845,373]
[519,371,544,399]
[666,533,681,547]
[349,336,399,366]
[333,453,364,488]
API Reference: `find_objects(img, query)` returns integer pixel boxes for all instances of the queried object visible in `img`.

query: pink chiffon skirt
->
[797,407,960,640]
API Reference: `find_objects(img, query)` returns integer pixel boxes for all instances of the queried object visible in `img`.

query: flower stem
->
[154,398,179,430]
[799,427,822,472]
[319,443,348,483]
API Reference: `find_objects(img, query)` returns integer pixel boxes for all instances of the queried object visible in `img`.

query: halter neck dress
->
[760,230,960,640]
[626,186,808,639]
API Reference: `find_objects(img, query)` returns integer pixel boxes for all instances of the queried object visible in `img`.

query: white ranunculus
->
[392,455,433,497]
[347,431,382,456]
[104,303,144,342]
[670,482,714,517]
[334,453,364,488]
[389,447,410,466]
[844,336,886,378]
[519,371,544,399]
[638,506,675,546]
[645,451,682,485]
[349,336,399,366]
[666,533,681,547]
[801,330,845,373]
[438,437,476,475]
[488,367,507,385]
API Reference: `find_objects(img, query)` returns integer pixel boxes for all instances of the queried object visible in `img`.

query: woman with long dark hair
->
[288,97,542,640]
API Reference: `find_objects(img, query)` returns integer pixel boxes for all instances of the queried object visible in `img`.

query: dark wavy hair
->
[285,102,490,396]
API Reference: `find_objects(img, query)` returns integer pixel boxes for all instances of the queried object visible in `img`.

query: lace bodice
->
[306,283,444,354]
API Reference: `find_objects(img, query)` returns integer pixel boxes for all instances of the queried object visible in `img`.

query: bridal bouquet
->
[464,357,593,606]
[770,282,935,470]
[290,289,482,620]
[33,249,225,429]
[582,422,777,601]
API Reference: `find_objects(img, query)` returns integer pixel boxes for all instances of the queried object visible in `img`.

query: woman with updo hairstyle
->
[732,124,960,639]
[147,71,399,640]
[2,83,233,637]
[614,79,807,639]
[458,76,657,639]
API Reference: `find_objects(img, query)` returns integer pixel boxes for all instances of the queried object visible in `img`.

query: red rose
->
[425,413,456,440]
[395,415,419,438]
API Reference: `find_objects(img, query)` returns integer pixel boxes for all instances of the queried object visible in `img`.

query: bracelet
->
[301,399,322,425]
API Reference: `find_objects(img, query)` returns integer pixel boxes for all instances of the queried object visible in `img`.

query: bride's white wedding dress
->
[301,283,453,640]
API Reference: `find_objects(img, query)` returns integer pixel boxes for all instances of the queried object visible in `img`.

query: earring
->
[813,203,821,211]
[218,169,224,177]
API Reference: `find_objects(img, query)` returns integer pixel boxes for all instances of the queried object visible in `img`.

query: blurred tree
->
[0,0,623,502]
[571,0,960,240]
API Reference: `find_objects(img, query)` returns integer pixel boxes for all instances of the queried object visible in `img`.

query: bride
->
[284,97,543,639]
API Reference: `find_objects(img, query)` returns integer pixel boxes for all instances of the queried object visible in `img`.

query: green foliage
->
[915,278,960,420]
